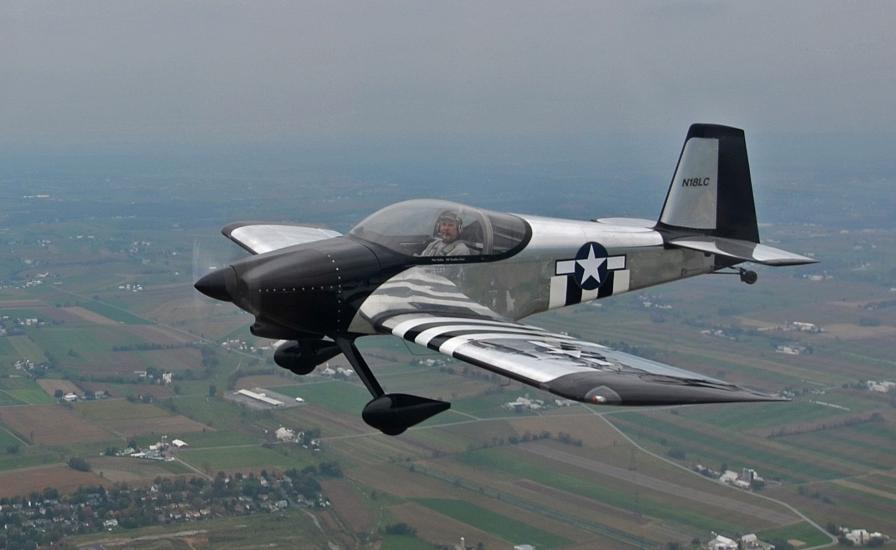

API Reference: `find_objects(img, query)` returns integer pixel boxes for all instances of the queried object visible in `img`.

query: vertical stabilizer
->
[657,124,759,243]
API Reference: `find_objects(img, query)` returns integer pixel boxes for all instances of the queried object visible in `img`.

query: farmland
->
[0,165,894,548]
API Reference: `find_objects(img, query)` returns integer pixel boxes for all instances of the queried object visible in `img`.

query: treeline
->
[111,343,189,352]
[464,430,583,453]
[768,412,885,438]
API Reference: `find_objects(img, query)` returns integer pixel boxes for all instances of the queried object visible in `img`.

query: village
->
[0,467,336,548]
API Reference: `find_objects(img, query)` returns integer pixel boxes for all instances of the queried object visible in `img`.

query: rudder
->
[657,124,759,243]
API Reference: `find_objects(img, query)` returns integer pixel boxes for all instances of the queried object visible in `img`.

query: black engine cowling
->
[274,339,341,375]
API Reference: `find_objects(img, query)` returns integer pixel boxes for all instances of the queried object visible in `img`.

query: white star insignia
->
[576,245,606,286]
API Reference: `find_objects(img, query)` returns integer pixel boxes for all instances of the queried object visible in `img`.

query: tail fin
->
[658,124,817,267]
[657,124,759,243]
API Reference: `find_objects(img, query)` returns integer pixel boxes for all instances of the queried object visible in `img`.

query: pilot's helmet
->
[435,209,463,234]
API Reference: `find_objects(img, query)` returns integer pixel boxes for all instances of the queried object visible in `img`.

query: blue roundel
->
[574,242,609,291]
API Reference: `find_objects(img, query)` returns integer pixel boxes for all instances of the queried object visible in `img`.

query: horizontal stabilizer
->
[670,236,816,266]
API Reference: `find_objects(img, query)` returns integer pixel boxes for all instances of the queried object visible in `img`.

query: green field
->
[136,429,255,449]
[178,445,315,471]
[28,326,144,358]
[79,300,150,324]
[167,396,246,430]
[0,426,25,448]
[774,424,896,470]
[76,399,171,421]
[380,535,434,550]
[0,378,55,404]
[0,337,17,357]
[416,498,571,549]
[4,387,54,405]
[757,522,833,547]
[6,335,48,362]
[0,451,60,472]
[610,412,847,482]
[272,381,371,415]
[679,400,855,432]
[458,447,746,533]
[0,391,23,406]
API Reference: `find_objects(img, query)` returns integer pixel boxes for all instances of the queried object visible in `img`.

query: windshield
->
[349,199,529,259]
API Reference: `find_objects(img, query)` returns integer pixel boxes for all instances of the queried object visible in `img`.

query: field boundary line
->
[597,407,839,549]
[0,424,30,446]
[173,456,212,480]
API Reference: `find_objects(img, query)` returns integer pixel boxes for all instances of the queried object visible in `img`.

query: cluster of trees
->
[67,456,91,472]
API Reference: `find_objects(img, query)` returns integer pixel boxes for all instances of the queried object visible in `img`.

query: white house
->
[707,534,737,550]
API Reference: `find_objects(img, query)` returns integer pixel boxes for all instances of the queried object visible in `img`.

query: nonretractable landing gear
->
[335,337,450,435]
[713,266,758,285]
[739,268,758,285]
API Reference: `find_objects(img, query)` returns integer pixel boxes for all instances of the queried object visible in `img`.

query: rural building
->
[740,533,774,549]
[504,396,544,411]
[791,321,821,333]
[706,534,737,550]
[276,427,296,442]
[719,470,739,484]
[236,389,283,406]
[840,527,888,546]
[775,344,808,355]
[171,439,188,448]
[866,380,895,393]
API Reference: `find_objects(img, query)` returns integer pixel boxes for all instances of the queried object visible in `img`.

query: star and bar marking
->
[550,242,629,309]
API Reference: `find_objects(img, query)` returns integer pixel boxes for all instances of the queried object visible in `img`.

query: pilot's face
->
[438,220,459,242]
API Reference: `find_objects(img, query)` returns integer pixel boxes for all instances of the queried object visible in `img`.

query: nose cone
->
[194,267,237,302]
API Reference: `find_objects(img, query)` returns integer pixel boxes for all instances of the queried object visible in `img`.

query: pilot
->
[419,210,472,257]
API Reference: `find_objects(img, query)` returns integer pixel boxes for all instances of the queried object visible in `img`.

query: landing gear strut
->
[335,337,450,435]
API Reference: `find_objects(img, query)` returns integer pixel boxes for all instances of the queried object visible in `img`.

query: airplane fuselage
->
[211,212,723,342]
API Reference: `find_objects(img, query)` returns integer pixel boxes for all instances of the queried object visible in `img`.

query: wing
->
[359,270,783,406]
[223,222,342,255]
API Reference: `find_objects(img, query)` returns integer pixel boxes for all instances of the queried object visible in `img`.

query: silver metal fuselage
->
[350,215,716,334]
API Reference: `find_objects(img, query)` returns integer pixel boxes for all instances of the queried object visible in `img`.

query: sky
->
[1,1,894,154]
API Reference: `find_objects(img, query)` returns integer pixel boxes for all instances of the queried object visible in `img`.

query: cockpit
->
[348,199,530,259]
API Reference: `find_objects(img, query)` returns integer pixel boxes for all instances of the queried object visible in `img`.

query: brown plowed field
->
[0,465,108,498]
[90,456,184,483]
[0,300,47,308]
[389,502,508,549]
[103,414,208,437]
[321,479,374,533]
[0,406,113,445]
[126,324,194,345]
[63,306,116,325]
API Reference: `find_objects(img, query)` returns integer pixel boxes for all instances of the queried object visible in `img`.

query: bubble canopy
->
[348,199,530,259]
